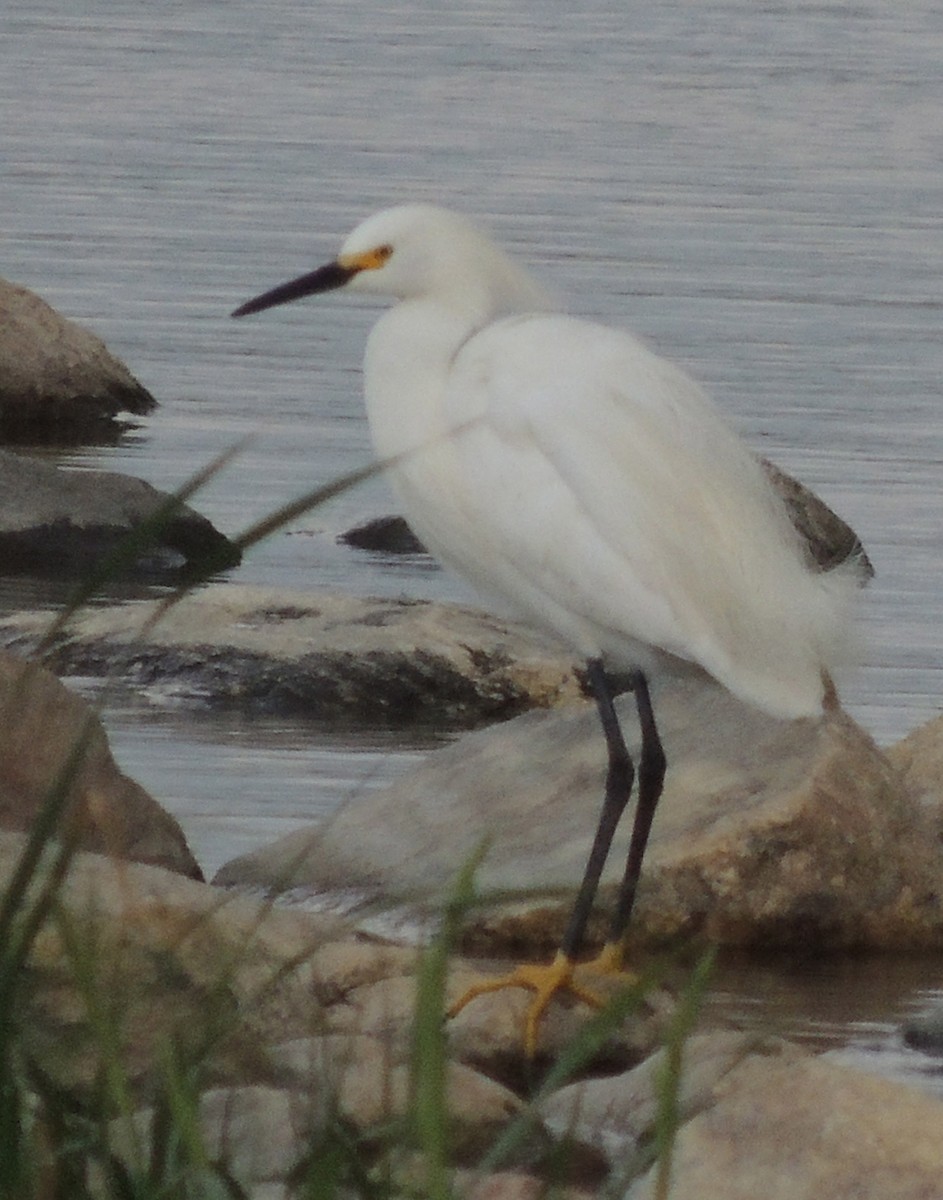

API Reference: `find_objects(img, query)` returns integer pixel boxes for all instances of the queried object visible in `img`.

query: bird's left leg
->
[447,657,636,1056]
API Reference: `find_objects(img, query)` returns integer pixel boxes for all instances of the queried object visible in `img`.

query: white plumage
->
[333,204,856,718]
[233,202,861,1051]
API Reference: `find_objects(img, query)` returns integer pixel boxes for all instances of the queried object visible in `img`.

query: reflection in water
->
[88,691,440,881]
[707,953,943,1098]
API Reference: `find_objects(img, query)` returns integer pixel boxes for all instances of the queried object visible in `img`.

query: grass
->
[0,449,710,1197]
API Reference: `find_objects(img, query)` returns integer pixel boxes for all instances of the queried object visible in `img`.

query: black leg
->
[607,670,666,944]
[561,658,636,959]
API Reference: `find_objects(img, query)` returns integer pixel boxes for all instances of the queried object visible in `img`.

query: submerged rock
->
[339,514,426,554]
[0,276,156,442]
[0,584,581,726]
[901,1003,943,1056]
[0,449,240,581]
[215,673,943,954]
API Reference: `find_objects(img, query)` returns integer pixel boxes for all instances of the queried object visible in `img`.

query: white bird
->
[233,204,859,1053]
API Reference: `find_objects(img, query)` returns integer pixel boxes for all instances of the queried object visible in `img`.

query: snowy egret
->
[233,204,859,1054]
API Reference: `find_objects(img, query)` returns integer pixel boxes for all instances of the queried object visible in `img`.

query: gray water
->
[2,0,943,1069]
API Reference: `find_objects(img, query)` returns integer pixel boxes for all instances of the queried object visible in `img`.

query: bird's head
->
[232,204,552,318]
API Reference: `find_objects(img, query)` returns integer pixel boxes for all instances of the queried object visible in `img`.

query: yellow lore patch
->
[340,244,393,272]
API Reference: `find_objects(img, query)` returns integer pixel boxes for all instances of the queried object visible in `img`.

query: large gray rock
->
[0,276,156,441]
[0,650,200,878]
[215,674,943,954]
[0,449,240,580]
[624,1043,943,1200]
[0,584,581,725]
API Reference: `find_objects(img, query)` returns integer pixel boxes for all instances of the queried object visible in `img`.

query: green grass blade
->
[652,947,715,1200]
[411,842,489,1200]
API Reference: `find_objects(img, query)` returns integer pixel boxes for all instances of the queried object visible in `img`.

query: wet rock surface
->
[0,584,581,726]
[0,276,156,442]
[0,448,240,580]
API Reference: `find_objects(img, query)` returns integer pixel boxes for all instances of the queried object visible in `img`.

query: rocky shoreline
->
[2,589,943,1196]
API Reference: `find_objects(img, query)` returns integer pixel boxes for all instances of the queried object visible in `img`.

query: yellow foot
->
[574,940,640,985]
[447,950,610,1057]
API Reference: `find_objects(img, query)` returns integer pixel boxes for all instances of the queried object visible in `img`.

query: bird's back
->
[375,311,857,719]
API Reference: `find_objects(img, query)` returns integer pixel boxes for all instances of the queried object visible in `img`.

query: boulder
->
[624,1043,943,1200]
[0,449,240,580]
[0,584,581,726]
[542,1030,763,1163]
[107,1085,319,1187]
[7,831,347,1093]
[273,1033,525,1161]
[758,457,872,579]
[886,712,943,838]
[0,276,155,441]
[324,961,668,1083]
[215,673,943,953]
[0,650,200,877]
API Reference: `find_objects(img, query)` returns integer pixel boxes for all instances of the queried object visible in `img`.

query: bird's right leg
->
[447,657,636,1056]
[580,669,666,978]
[560,657,636,960]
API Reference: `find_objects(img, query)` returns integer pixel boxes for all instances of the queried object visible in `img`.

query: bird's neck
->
[363,263,554,460]
[363,301,473,460]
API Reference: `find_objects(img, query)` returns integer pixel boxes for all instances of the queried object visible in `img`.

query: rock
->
[0,650,200,877]
[7,831,348,1093]
[324,963,666,1082]
[0,276,156,442]
[0,584,581,726]
[17,789,943,1198]
[541,1031,762,1163]
[272,1033,525,1161]
[339,514,427,554]
[215,674,943,953]
[0,449,240,580]
[107,1084,319,1185]
[453,1171,595,1200]
[759,458,873,580]
[624,1044,943,1200]
[886,713,943,838]
[901,1002,943,1055]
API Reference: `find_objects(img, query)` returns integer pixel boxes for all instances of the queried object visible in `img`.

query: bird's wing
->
[439,314,837,706]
